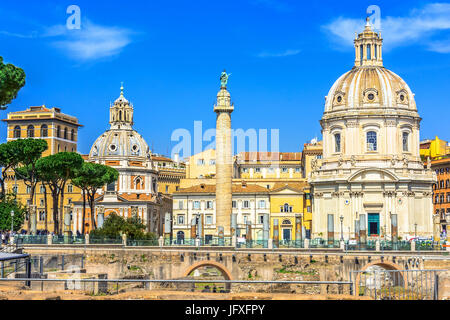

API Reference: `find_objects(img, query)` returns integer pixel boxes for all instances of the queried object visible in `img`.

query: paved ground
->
[0,282,371,300]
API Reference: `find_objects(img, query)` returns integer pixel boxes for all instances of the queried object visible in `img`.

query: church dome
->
[89,129,150,160]
[325,66,416,113]
[324,17,417,114]
[89,84,151,161]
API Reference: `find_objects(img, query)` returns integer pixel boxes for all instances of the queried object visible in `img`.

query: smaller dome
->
[89,129,150,160]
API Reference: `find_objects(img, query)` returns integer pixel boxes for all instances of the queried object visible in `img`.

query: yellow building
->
[420,136,450,161]
[2,105,83,233]
[301,139,323,179]
[269,182,311,244]
[151,153,186,195]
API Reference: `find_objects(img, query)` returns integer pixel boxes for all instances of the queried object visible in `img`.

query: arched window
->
[441,194,445,203]
[71,129,75,141]
[367,44,371,60]
[13,126,21,138]
[446,179,449,188]
[360,45,363,64]
[447,193,450,203]
[119,110,122,121]
[40,124,48,137]
[402,132,409,152]
[334,133,341,153]
[441,180,445,188]
[366,131,377,151]
[282,219,292,225]
[64,127,67,140]
[56,126,61,138]
[27,125,34,138]
[435,195,439,204]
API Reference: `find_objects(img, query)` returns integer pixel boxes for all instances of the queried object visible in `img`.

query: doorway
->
[368,213,380,236]
[282,228,291,241]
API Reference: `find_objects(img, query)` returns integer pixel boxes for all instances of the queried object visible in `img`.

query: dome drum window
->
[109,144,117,152]
[333,91,346,106]
[396,89,409,105]
[362,88,379,104]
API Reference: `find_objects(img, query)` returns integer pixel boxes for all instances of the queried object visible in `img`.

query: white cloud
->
[257,49,301,58]
[322,3,450,53]
[48,20,134,61]
[0,19,134,61]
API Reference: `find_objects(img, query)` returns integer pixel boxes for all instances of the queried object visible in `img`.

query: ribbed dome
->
[324,66,417,113]
[89,129,150,160]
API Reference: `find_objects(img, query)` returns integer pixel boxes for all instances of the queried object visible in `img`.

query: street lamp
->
[10,210,14,233]
[340,215,344,241]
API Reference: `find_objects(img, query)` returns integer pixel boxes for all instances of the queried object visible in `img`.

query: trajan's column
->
[214,70,234,237]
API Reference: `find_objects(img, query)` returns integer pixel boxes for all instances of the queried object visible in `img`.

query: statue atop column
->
[220,70,231,88]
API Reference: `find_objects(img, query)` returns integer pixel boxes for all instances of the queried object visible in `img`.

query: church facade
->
[309,19,436,241]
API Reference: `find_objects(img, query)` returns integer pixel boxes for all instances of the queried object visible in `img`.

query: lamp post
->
[10,210,14,233]
[414,223,417,238]
[340,215,344,241]
[445,213,450,242]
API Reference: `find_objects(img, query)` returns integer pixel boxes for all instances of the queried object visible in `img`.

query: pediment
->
[347,168,399,183]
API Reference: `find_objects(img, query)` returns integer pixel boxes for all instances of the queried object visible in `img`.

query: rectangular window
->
[268,167,274,173]
[259,215,264,224]
[177,215,185,225]
[243,200,250,208]
[206,201,213,209]
[178,200,183,210]
[197,159,204,166]
[295,167,301,172]
[193,201,200,209]
[209,159,215,165]
[282,167,288,173]
[258,200,265,209]
[67,184,73,193]
[255,168,261,173]
[243,215,248,224]
[402,132,409,152]
[206,215,213,225]
[232,200,237,208]
[39,211,45,221]
[40,199,44,206]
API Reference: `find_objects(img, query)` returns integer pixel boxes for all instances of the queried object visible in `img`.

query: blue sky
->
[1,0,450,159]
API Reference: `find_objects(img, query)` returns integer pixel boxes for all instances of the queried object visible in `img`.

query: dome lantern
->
[109,82,134,130]
[354,17,383,67]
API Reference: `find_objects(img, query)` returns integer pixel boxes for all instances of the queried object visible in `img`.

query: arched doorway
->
[183,261,232,293]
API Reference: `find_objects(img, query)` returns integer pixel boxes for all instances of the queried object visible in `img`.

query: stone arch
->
[355,260,407,296]
[183,260,233,292]
[183,260,232,280]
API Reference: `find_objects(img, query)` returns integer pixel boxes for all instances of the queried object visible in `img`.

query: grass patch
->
[276,267,317,275]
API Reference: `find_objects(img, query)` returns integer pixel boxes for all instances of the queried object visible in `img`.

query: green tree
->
[90,213,156,240]
[0,140,23,199]
[0,193,26,232]
[72,162,119,233]
[0,56,26,110]
[36,152,83,234]
[13,139,48,231]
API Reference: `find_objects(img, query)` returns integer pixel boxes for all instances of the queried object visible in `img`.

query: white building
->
[172,182,270,242]
[309,18,436,241]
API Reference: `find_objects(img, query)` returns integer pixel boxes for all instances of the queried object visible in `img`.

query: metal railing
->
[350,269,446,300]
